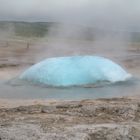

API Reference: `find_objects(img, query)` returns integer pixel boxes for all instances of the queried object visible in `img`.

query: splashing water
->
[20,56,132,87]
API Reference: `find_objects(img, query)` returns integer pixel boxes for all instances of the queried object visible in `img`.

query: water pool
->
[0,77,139,100]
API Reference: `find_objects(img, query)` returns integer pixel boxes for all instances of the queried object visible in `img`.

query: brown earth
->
[0,97,140,139]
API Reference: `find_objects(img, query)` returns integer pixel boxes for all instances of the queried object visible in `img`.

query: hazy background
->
[0,0,140,31]
[0,0,140,72]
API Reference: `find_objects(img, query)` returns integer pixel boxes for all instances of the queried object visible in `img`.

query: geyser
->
[20,56,131,87]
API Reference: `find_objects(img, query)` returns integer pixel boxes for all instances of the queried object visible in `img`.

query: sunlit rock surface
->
[20,56,131,86]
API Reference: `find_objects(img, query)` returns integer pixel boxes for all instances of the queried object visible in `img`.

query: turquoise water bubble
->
[20,56,131,87]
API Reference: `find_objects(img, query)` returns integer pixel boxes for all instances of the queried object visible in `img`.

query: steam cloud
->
[0,0,140,31]
[0,0,139,65]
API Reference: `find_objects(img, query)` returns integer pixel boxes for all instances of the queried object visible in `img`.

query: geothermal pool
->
[0,76,139,100]
[0,40,140,100]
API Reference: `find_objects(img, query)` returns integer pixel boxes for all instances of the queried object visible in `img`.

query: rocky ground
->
[0,97,139,139]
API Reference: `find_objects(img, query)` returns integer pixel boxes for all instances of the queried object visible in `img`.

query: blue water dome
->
[20,56,132,87]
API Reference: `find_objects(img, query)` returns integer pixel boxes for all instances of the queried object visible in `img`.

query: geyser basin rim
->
[20,55,132,87]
